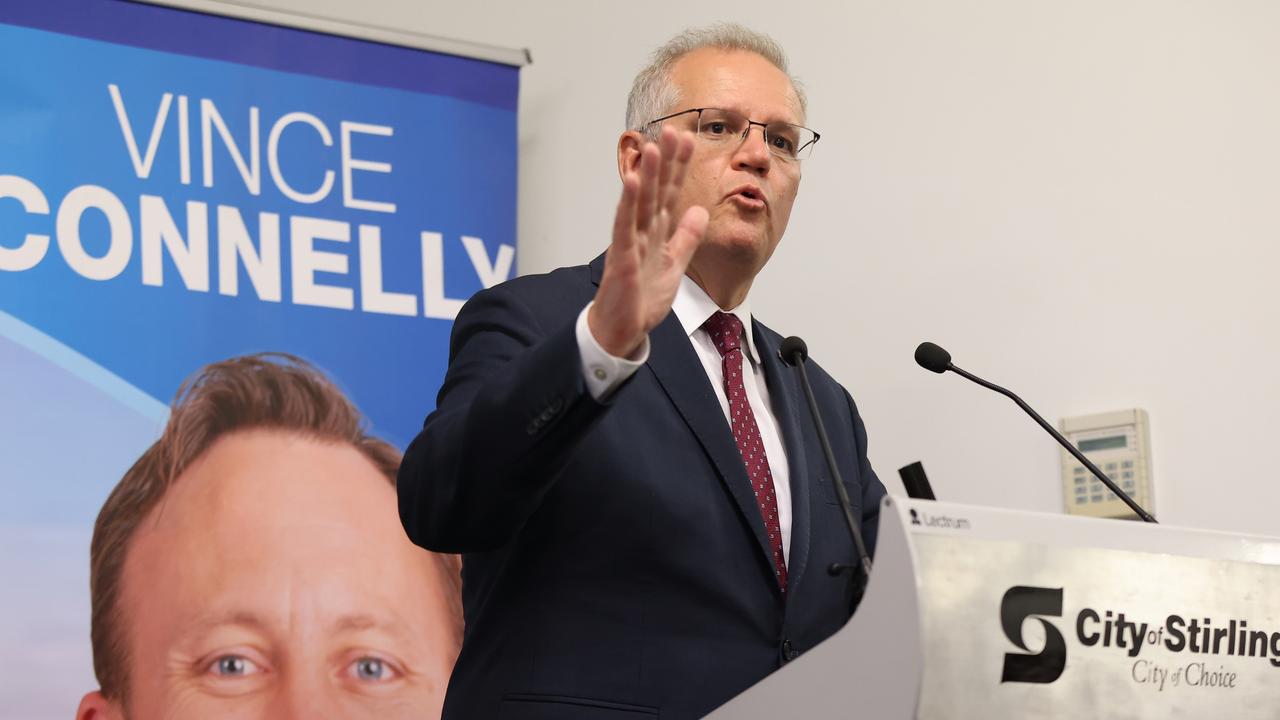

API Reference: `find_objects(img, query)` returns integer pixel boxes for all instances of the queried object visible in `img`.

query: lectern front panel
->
[915,534,1280,718]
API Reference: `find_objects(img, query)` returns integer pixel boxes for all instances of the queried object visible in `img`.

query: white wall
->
[216,0,1280,535]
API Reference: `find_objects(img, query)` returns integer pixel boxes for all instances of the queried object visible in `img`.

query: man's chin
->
[701,228,772,263]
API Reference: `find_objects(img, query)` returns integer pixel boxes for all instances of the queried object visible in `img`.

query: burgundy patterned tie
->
[703,311,788,593]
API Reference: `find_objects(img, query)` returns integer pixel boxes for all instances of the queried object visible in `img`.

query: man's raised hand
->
[588,126,709,357]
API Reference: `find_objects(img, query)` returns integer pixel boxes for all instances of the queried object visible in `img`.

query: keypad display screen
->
[1079,435,1127,452]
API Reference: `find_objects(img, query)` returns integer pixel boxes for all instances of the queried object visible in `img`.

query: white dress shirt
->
[574,276,793,563]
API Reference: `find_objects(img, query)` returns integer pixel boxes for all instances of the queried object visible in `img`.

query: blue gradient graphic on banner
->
[0,22,517,449]
[0,311,166,524]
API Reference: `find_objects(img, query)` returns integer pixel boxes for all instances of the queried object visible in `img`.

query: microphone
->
[913,341,1157,523]
[914,341,951,374]
[779,337,875,586]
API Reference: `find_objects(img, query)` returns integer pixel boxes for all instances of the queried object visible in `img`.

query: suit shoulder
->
[493,262,594,297]
[461,262,596,319]
[753,317,852,398]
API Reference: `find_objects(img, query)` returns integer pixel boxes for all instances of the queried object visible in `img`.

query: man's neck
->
[686,263,755,311]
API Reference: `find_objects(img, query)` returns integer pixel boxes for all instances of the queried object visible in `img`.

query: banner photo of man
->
[79,353,465,719]
[0,1,521,716]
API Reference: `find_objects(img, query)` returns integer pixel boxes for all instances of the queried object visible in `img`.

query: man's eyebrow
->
[185,610,272,636]
[718,104,801,127]
[331,613,408,634]
[179,610,411,641]
[171,610,276,653]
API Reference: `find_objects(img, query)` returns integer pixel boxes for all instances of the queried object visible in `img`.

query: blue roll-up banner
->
[1,0,518,714]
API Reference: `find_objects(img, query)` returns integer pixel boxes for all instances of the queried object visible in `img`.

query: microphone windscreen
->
[779,336,808,366]
[914,342,952,373]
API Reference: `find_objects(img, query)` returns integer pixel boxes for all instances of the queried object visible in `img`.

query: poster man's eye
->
[208,654,263,677]
[350,656,400,683]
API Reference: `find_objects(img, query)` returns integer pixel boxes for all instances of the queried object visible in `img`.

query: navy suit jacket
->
[398,253,887,719]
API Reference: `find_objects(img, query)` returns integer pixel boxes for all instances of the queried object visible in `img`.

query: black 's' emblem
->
[1000,586,1066,683]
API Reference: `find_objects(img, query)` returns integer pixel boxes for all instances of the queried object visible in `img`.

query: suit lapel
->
[646,315,782,588]
[754,324,813,596]
[590,255,780,590]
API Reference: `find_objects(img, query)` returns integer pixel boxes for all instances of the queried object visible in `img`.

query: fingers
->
[617,125,696,256]
[612,171,640,252]
[667,205,709,271]
[633,141,662,233]
[660,129,695,217]
[655,126,679,201]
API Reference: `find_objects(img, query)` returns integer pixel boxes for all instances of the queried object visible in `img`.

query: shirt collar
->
[671,274,760,365]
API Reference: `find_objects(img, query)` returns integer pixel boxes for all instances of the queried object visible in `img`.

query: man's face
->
[664,48,805,283]
[88,430,458,719]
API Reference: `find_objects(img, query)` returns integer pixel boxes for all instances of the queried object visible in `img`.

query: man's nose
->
[269,673,333,719]
[732,125,772,174]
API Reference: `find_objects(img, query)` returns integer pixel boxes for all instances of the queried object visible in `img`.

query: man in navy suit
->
[398,24,887,719]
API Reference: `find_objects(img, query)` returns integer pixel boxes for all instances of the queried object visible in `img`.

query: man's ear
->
[76,690,124,720]
[616,130,647,181]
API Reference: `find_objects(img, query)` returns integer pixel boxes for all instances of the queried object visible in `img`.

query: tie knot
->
[703,311,744,357]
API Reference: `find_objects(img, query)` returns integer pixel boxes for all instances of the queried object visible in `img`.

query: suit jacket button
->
[550,395,564,412]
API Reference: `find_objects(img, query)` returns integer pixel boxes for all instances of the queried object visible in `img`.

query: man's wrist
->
[586,303,645,360]
[577,303,648,401]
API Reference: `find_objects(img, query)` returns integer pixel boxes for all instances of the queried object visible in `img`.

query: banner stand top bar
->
[134,0,533,67]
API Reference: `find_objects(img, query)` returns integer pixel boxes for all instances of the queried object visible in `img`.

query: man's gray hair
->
[625,24,807,139]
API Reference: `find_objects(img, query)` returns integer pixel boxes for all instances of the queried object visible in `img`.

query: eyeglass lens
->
[695,109,814,160]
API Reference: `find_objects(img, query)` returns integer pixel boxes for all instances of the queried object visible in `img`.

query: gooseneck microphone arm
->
[914,342,1157,524]
[780,337,874,583]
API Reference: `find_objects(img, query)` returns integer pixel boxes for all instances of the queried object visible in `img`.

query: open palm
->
[589,126,709,357]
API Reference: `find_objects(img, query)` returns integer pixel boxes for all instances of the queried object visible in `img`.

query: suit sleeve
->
[397,283,614,553]
[844,388,888,559]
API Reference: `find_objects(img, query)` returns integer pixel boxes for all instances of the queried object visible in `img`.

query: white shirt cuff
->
[576,302,649,401]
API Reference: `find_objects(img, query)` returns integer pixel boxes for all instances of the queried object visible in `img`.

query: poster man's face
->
[81,430,459,719]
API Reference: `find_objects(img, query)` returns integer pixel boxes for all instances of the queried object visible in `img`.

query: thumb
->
[668,205,708,269]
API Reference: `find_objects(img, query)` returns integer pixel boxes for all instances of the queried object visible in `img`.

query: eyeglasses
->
[645,108,820,162]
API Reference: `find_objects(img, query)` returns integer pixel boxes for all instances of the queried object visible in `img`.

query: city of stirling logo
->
[1000,586,1067,684]
[999,585,1278,689]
